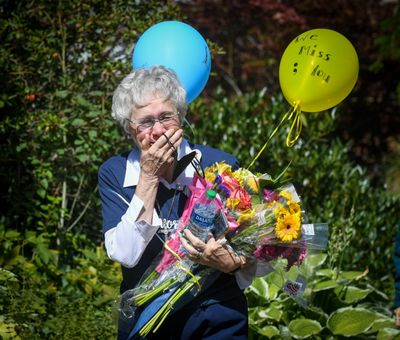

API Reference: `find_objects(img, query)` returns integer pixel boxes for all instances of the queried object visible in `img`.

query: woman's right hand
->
[139,128,183,182]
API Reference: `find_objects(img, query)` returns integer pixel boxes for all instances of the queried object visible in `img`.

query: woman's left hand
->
[180,229,243,273]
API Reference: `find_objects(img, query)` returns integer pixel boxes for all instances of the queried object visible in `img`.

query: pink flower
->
[220,172,241,192]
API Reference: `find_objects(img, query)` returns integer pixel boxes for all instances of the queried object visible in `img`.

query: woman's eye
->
[140,119,154,126]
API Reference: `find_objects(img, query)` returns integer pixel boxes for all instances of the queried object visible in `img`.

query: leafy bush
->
[247,254,400,339]
[0,224,121,339]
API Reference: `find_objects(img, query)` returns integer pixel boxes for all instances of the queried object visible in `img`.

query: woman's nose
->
[151,120,167,137]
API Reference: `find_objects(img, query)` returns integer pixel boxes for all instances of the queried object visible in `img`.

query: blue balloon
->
[132,21,211,104]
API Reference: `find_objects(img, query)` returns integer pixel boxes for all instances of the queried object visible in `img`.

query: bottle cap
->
[206,189,216,199]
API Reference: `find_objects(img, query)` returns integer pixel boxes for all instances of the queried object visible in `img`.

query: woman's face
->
[129,94,181,148]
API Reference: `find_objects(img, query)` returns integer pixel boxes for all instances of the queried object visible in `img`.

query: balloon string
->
[247,104,298,170]
[286,104,302,147]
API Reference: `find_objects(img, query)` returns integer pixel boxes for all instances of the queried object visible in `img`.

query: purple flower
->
[218,183,231,197]
[263,189,279,203]
[215,174,222,184]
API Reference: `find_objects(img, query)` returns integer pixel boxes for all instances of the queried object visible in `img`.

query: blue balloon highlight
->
[132,21,211,104]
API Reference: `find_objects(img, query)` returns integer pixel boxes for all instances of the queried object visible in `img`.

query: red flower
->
[231,186,252,210]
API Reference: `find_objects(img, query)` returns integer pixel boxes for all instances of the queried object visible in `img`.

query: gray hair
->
[111,65,187,139]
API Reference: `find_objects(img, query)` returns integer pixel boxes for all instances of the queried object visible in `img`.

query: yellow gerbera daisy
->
[275,213,301,242]
[279,191,294,201]
[273,203,288,220]
[288,200,301,215]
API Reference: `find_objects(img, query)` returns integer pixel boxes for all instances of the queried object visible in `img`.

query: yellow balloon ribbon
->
[247,103,302,170]
[163,241,202,290]
[285,103,302,147]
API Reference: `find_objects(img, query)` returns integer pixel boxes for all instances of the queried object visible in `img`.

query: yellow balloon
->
[279,28,359,112]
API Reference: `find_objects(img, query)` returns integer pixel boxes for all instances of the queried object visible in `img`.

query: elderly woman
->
[99,65,256,339]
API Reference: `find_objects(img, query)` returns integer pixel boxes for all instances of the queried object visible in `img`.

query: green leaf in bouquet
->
[327,307,379,336]
[288,318,322,339]
[257,161,292,191]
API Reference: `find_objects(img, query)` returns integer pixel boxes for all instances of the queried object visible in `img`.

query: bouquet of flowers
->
[117,162,328,338]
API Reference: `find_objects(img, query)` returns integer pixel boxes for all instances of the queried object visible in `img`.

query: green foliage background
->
[1,0,399,339]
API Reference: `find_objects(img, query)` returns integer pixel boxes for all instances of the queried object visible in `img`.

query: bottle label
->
[191,212,213,228]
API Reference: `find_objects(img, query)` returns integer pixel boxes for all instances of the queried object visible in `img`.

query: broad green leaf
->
[265,270,285,289]
[313,279,339,292]
[76,95,92,108]
[40,178,48,189]
[335,285,372,303]
[376,327,400,340]
[257,305,283,322]
[288,318,322,339]
[327,307,379,336]
[36,243,50,265]
[55,90,69,98]
[248,277,270,300]
[304,253,327,269]
[316,268,336,278]
[258,325,280,338]
[370,318,396,332]
[87,110,101,118]
[71,118,85,127]
[77,154,90,162]
[338,270,367,281]
[37,188,46,198]
[89,90,103,96]
[5,230,20,239]
[88,130,97,139]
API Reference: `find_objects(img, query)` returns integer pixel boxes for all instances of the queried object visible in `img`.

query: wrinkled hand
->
[139,129,183,181]
[180,229,242,273]
[395,307,400,327]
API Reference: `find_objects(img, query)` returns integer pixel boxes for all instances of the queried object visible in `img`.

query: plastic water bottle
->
[186,189,217,242]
